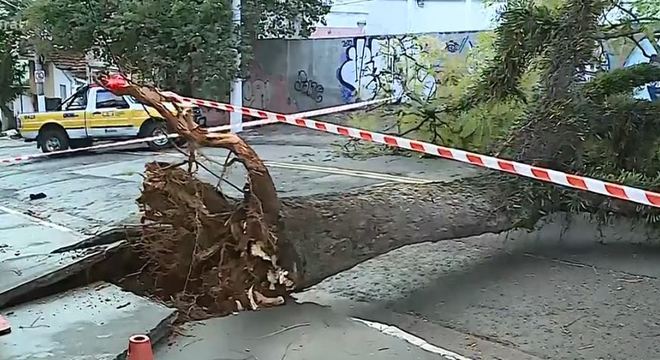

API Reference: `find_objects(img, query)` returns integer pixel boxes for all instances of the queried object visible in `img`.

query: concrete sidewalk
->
[0,282,175,360]
[155,303,461,360]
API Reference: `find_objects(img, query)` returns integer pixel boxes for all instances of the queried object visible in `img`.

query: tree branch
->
[628,35,655,58]
[594,29,643,40]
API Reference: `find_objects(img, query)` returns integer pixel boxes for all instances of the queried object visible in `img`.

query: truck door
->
[59,90,88,139]
[86,88,137,138]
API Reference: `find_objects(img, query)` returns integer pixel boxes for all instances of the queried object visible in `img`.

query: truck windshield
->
[62,92,87,111]
[60,88,88,111]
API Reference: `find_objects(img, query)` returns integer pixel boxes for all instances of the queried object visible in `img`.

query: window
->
[96,90,128,109]
[62,91,87,111]
[59,85,67,99]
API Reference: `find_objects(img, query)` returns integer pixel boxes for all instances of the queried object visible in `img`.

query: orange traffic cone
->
[127,334,154,360]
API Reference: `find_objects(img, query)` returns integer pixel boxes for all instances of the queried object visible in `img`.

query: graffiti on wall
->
[239,30,660,115]
[337,33,476,103]
[241,31,482,113]
[242,63,298,114]
[337,37,381,102]
[243,78,272,109]
[293,70,325,103]
[445,36,474,54]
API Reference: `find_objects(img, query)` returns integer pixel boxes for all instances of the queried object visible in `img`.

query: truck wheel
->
[141,120,171,151]
[39,128,70,153]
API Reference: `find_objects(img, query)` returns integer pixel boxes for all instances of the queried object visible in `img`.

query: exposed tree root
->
[134,162,293,317]
[96,73,292,316]
[124,161,520,319]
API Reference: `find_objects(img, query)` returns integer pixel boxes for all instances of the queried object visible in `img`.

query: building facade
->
[312,0,500,38]
[2,52,108,130]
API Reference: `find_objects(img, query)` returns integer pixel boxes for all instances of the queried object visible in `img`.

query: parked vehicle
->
[17,85,206,153]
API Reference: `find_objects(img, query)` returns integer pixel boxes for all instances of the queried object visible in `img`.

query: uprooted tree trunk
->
[95,73,522,317]
[277,176,518,288]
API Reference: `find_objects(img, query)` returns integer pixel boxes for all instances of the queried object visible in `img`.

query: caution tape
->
[0,119,272,165]
[0,97,390,165]
[163,91,391,125]
[273,116,660,208]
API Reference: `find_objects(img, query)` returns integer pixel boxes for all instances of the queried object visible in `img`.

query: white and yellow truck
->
[17,85,206,153]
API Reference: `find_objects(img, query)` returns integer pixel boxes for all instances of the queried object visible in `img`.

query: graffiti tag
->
[243,78,271,109]
[445,36,473,54]
[336,35,442,103]
[337,37,381,102]
[294,70,324,103]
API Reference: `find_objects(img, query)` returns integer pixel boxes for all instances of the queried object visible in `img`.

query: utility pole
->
[230,0,243,133]
[33,53,46,112]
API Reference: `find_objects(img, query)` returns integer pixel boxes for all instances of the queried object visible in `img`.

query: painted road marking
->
[0,205,83,236]
[265,161,433,184]
[354,318,473,360]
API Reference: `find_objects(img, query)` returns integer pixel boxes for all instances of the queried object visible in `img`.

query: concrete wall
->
[236,31,660,117]
[12,96,35,117]
[241,31,480,114]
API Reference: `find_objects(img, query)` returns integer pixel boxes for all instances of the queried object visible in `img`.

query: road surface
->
[2,126,660,359]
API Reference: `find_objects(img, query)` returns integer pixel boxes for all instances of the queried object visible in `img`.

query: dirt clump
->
[96,73,294,319]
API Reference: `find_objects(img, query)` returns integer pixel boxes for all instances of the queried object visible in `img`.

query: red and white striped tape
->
[0,119,272,165]
[274,116,660,208]
[0,97,390,165]
[5,88,659,208]
[163,91,391,125]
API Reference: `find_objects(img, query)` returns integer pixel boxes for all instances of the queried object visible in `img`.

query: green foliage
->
[498,0,610,169]
[381,0,660,226]
[632,0,660,19]
[504,0,660,225]
[433,99,525,151]
[377,30,540,153]
[582,63,660,101]
[23,0,329,97]
[471,0,558,103]
[0,5,27,128]
[584,96,660,174]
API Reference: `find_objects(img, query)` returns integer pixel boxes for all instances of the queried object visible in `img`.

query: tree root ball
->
[132,162,294,318]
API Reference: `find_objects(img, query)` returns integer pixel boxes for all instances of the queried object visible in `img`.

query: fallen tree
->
[95,73,528,317]
[94,0,660,318]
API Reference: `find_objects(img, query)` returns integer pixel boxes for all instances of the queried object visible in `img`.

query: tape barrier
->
[6,88,657,209]
[0,119,273,165]
[0,97,391,165]
[273,116,660,208]
[163,91,392,126]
